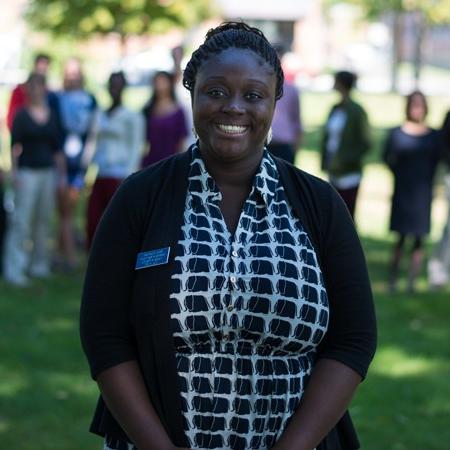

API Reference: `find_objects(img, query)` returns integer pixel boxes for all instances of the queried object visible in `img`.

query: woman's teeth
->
[217,124,248,134]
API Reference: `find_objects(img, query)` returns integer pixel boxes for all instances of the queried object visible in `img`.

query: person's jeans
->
[3,168,55,281]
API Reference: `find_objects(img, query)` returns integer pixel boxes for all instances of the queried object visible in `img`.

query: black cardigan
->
[80,149,377,449]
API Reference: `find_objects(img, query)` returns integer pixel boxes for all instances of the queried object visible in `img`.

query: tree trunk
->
[413,10,426,88]
[120,33,128,57]
[390,11,404,93]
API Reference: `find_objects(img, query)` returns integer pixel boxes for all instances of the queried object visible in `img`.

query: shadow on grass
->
[352,371,450,450]
[363,234,450,351]
[0,273,100,450]
[352,234,450,450]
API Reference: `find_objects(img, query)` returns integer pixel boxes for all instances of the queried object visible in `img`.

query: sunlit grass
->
[0,369,28,397]
[301,90,450,130]
[372,347,444,377]
[0,271,100,450]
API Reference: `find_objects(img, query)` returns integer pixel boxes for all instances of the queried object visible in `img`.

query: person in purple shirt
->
[267,45,303,164]
[141,71,188,167]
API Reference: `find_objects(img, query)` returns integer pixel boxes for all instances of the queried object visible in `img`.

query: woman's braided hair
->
[183,21,284,100]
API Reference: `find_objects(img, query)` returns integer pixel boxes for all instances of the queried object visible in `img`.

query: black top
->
[168,148,330,449]
[80,147,377,449]
[441,111,450,168]
[383,126,441,235]
[11,108,61,169]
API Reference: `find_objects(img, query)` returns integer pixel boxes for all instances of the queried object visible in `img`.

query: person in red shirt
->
[0,121,5,276]
[6,53,52,130]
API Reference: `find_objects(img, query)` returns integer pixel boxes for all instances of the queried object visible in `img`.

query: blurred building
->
[0,0,27,86]
[215,0,327,79]
[1,0,450,94]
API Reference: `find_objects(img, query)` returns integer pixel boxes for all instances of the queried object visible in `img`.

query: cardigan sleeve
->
[80,174,144,379]
[382,128,397,170]
[317,185,377,379]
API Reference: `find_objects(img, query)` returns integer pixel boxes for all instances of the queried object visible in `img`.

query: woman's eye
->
[245,92,263,101]
[207,89,225,98]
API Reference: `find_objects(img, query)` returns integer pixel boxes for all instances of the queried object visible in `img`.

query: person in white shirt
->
[86,71,144,249]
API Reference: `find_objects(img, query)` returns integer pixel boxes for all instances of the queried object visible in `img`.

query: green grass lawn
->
[348,235,450,450]
[0,269,99,449]
[296,148,450,450]
[1,158,449,449]
[1,88,450,449]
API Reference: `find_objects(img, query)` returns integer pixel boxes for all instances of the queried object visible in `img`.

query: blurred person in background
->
[384,91,441,293]
[321,70,371,218]
[267,44,303,164]
[3,74,66,287]
[0,169,4,277]
[6,53,59,131]
[141,70,188,167]
[0,119,5,276]
[172,45,195,148]
[56,57,97,271]
[428,109,450,288]
[86,71,144,249]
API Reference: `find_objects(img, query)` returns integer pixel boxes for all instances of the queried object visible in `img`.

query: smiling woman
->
[193,49,275,159]
[190,46,278,232]
[80,21,377,450]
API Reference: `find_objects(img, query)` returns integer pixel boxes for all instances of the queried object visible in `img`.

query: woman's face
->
[108,76,125,102]
[153,74,172,97]
[27,79,46,103]
[192,48,277,164]
[408,94,427,123]
[63,60,83,90]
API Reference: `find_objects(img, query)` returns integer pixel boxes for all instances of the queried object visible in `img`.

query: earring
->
[266,127,272,146]
[191,127,198,140]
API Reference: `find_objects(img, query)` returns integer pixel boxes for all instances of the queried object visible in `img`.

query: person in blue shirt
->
[56,57,96,271]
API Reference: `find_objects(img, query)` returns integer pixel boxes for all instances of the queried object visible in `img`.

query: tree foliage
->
[25,0,213,39]
[330,0,450,24]
[324,0,450,89]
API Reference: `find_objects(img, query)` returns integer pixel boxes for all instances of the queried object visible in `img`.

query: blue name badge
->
[135,247,170,270]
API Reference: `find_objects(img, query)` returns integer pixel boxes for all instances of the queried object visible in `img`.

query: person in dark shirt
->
[384,90,441,293]
[80,22,376,450]
[3,73,66,287]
